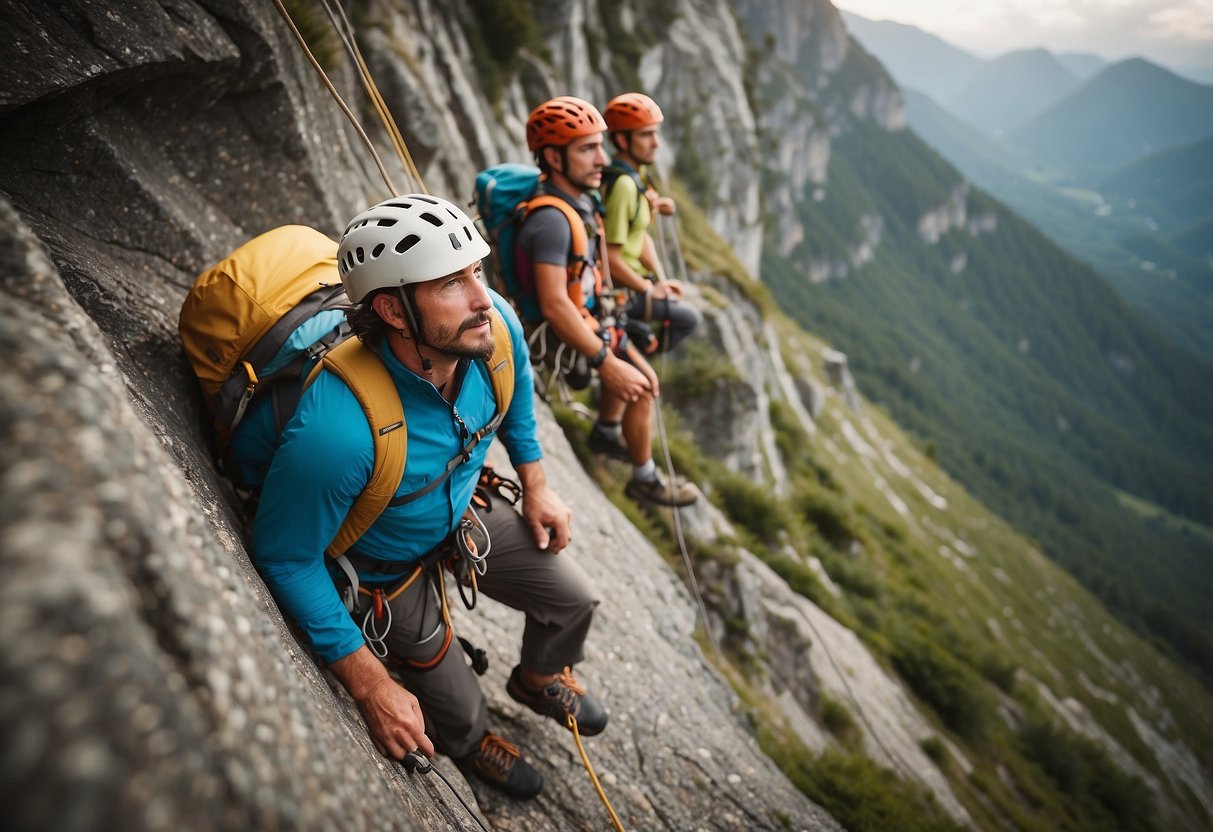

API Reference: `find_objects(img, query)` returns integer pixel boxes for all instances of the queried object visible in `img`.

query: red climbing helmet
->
[603,93,664,132]
[526,96,608,152]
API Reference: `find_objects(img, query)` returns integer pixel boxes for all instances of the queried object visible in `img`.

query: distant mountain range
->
[946,48,1081,136]
[1100,134,1213,235]
[844,10,1213,362]
[1012,58,1213,181]
[841,11,982,100]
[902,86,1213,360]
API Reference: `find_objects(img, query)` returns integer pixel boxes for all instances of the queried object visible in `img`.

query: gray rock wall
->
[0,1,841,829]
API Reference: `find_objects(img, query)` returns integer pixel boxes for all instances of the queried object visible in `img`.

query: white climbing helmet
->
[337,194,490,302]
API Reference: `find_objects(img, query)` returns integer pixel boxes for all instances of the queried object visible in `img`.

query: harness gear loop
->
[361,587,393,659]
[479,466,522,506]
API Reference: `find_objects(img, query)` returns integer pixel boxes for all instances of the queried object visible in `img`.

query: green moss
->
[282,0,341,72]
[1018,720,1159,832]
[890,625,993,741]
[760,737,969,832]
[464,0,546,101]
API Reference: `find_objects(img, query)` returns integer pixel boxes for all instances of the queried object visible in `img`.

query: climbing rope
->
[402,752,492,832]
[271,0,400,195]
[653,353,723,665]
[273,0,428,196]
[567,714,626,832]
[650,175,912,781]
[315,0,427,192]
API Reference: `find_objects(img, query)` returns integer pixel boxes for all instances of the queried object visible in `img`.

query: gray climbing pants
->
[352,486,600,758]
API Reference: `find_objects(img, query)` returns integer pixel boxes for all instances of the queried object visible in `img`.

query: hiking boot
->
[455,731,543,800]
[506,665,609,736]
[625,469,699,507]
[588,425,630,461]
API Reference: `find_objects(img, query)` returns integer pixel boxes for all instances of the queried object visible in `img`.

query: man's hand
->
[646,188,677,216]
[331,646,434,760]
[599,352,654,403]
[515,461,573,553]
[650,279,684,300]
[628,347,661,399]
[522,484,573,552]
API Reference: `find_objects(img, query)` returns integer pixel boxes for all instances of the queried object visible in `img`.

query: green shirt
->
[603,164,651,277]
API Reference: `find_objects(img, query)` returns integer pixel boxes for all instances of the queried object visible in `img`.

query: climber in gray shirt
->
[519,95,698,507]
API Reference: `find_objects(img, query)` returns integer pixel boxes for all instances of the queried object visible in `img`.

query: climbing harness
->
[349,472,501,670]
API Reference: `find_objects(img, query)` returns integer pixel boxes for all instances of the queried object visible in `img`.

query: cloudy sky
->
[832,0,1213,73]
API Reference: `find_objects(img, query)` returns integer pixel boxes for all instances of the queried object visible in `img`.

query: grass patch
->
[763,738,969,832]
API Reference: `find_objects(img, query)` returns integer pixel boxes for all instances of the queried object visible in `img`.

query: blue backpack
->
[473,164,593,323]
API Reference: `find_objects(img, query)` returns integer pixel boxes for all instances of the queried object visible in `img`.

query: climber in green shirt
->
[601,92,701,359]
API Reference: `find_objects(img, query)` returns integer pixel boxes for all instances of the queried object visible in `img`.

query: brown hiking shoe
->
[455,731,543,800]
[625,469,698,507]
[506,665,609,736]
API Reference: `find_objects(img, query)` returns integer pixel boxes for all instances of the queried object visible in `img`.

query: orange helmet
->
[603,93,664,132]
[525,96,607,152]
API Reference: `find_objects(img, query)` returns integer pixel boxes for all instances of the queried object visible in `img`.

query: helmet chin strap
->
[397,287,432,374]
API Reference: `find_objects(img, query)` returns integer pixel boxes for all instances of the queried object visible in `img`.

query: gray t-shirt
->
[517,187,600,309]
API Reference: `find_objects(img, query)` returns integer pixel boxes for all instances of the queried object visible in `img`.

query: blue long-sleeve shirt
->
[249,291,541,663]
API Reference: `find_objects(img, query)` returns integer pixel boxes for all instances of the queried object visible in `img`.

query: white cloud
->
[833,0,1213,68]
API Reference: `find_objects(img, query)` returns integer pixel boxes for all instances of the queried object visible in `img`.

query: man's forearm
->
[607,243,652,292]
[330,644,393,702]
[515,460,547,494]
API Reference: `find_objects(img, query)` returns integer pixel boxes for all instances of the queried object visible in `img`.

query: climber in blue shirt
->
[248,194,608,799]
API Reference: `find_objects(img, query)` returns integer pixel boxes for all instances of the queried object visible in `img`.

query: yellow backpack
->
[180,225,515,558]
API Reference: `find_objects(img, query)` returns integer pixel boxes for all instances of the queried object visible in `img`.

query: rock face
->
[0,2,839,830]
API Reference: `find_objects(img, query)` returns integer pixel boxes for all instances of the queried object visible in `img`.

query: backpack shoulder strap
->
[485,307,515,423]
[304,338,407,558]
[602,162,645,224]
[524,193,588,261]
[523,194,602,313]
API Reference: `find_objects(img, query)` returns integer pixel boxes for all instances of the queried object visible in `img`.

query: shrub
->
[1019,721,1158,832]
[762,740,969,832]
[712,469,795,544]
[793,482,862,551]
[820,693,859,743]
[891,628,992,741]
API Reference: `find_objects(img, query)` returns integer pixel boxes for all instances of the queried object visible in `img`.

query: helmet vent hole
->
[448,232,463,250]
[385,200,412,210]
[395,234,421,254]
[413,196,438,204]
[463,226,473,240]
[371,243,384,258]
[419,212,442,227]
[376,218,397,227]
[355,246,365,263]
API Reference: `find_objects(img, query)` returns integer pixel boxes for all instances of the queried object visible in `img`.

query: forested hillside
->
[735,6,1213,684]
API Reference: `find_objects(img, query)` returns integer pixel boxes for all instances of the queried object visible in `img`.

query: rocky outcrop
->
[0,2,838,829]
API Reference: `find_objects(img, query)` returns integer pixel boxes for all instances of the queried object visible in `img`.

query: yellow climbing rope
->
[271,0,425,196]
[567,714,626,831]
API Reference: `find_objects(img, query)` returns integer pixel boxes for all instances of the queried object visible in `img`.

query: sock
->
[594,420,622,440]
[633,458,657,483]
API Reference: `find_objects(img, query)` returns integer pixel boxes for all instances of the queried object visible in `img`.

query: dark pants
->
[357,488,600,758]
[624,292,700,355]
